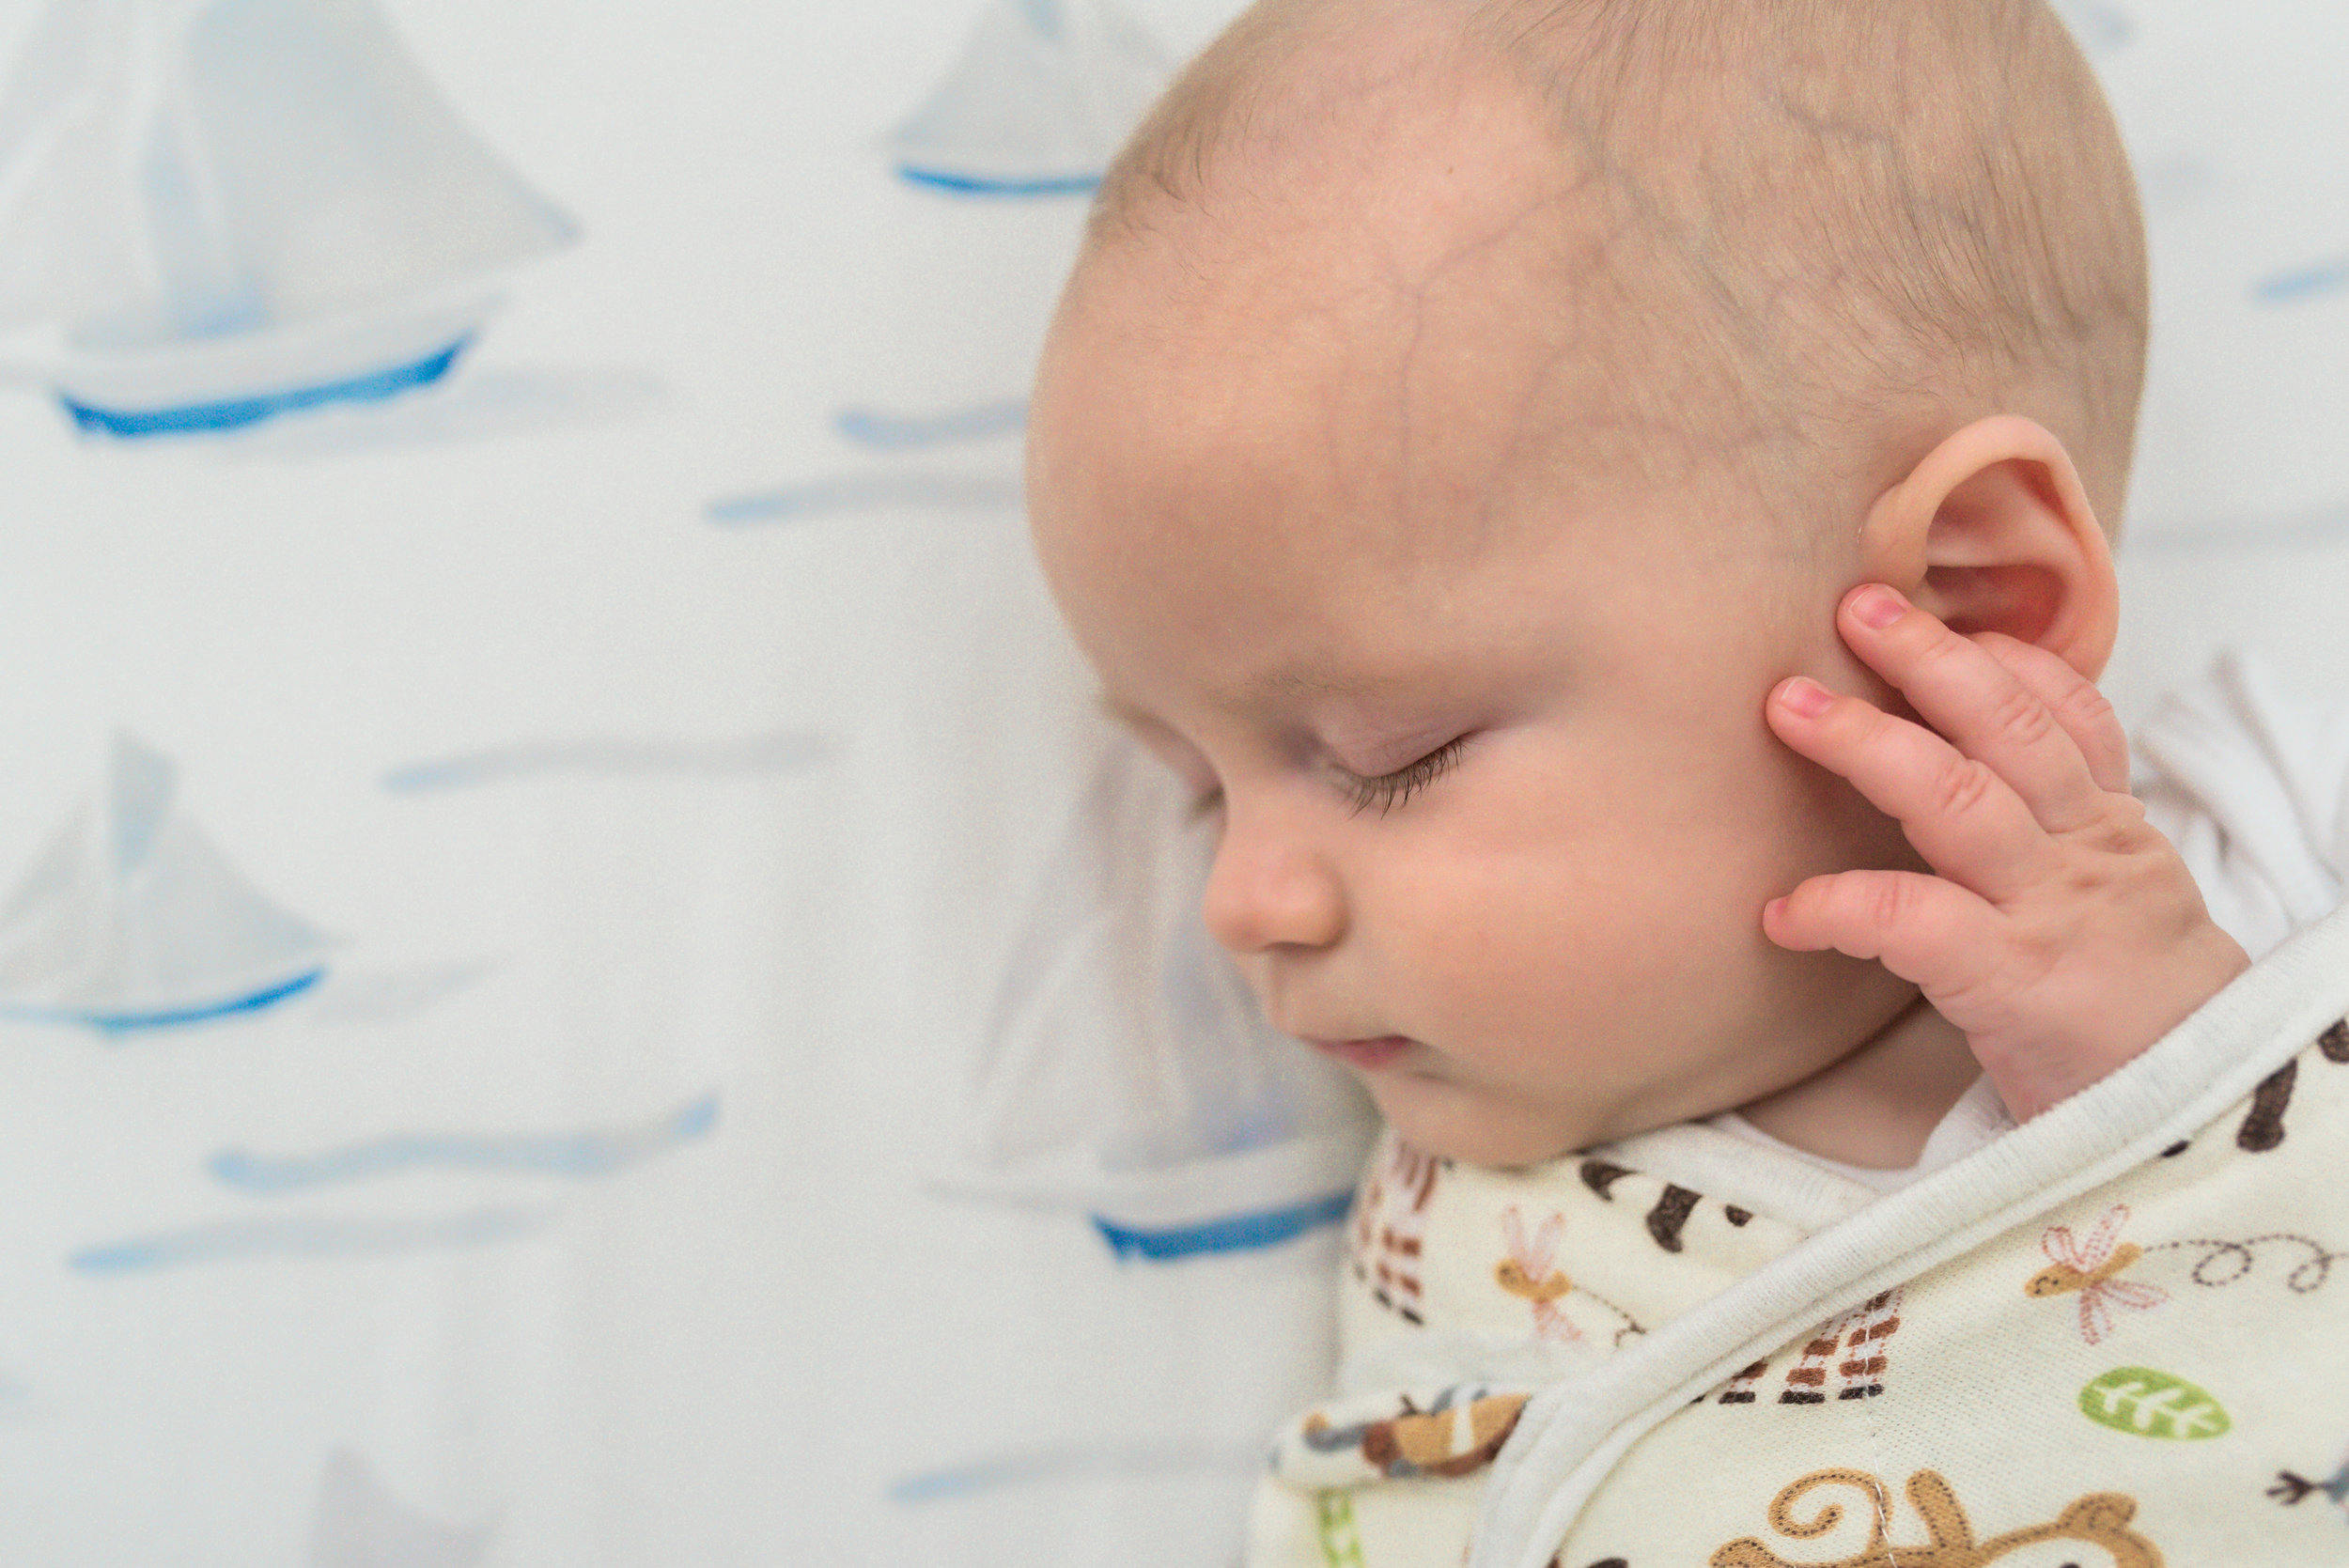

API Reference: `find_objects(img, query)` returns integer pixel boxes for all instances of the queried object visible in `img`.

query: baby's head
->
[1026,0,2147,1166]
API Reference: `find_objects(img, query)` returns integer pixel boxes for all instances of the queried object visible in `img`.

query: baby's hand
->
[1762,583,2251,1121]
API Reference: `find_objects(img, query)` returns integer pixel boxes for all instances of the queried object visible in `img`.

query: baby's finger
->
[1768,676,2051,905]
[1763,869,2008,1003]
[1970,632,2131,797]
[1836,585,2107,833]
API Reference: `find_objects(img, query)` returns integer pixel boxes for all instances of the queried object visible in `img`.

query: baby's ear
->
[1859,416,2119,681]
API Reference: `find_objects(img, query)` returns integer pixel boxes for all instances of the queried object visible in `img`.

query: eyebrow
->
[1097,667,1412,733]
[1096,693,1155,732]
[1239,669,1397,702]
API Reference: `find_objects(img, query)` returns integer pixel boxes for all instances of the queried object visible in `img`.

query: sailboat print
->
[887,0,1171,196]
[0,0,575,436]
[0,735,334,1030]
[943,735,1376,1258]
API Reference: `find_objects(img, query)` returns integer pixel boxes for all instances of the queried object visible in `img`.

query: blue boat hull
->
[894,163,1101,197]
[59,336,473,439]
[0,967,327,1032]
[1091,1188,1354,1262]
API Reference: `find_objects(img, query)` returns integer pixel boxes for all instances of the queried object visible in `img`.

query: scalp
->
[1081,0,2149,540]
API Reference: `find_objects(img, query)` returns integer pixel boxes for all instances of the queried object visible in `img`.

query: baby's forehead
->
[1039,251,1828,662]
[1066,71,1749,423]
[1064,76,1867,527]
[1042,262,1807,636]
[1050,256,1791,598]
[1075,0,2148,533]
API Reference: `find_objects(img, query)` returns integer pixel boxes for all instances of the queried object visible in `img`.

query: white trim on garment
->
[1469,894,2349,1568]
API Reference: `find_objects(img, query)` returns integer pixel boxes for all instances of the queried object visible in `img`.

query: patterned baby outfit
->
[1247,1115,1828,1567]
[1248,899,2349,1568]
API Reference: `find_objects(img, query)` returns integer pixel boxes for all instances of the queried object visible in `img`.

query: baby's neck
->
[1730,998,1983,1170]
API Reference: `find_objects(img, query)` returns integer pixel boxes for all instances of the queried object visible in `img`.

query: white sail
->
[943,734,1376,1232]
[0,0,573,432]
[888,0,1171,194]
[0,735,335,1027]
[0,0,573,344]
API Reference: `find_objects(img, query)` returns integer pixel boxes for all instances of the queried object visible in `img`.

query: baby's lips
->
[1302,1034,1415,1070]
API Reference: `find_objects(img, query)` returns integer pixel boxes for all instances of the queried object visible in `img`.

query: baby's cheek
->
[1391,862,1685,1033]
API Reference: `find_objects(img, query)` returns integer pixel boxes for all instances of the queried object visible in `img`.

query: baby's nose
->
[1200,808,1346,954]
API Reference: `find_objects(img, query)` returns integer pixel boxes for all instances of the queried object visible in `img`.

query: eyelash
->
[1343,736,1469,817]
[1180,737,1470,821]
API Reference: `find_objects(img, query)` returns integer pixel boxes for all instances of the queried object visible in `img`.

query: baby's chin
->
[1364,1072,1604,1169]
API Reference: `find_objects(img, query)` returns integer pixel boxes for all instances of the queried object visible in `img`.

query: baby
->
[1027,2,2349,1564]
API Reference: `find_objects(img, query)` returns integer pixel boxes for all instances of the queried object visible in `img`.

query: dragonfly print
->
[2026,1203,2169,1344]
[1496,1205,1581,1343]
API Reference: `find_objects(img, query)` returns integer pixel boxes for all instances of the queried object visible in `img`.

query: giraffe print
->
[1706,1289,1906,1407]
[1352,1139,1443,1326]
[2234,1017,2348,1153]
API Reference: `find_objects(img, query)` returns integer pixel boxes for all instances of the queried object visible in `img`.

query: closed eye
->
[1344,736,1468,817]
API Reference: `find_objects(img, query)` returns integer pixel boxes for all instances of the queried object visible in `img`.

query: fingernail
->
[1850,584,1907,629]
[1777,676,1833,718]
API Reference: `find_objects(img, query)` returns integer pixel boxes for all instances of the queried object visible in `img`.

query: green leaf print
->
[1315,1490,1367,1567]
[2078,1367,2232,1439]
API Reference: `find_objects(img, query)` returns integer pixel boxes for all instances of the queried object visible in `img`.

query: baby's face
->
[1029,93,1924,1166]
